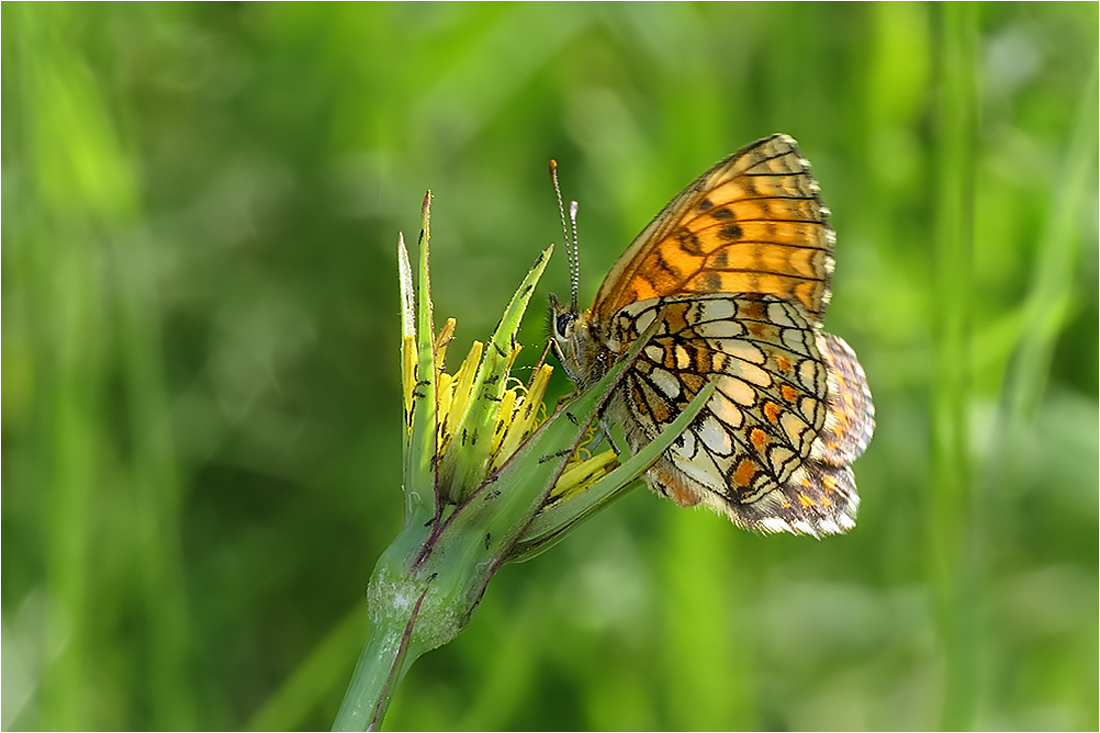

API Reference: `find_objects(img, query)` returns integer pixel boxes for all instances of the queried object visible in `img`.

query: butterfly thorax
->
[548,294,611,390]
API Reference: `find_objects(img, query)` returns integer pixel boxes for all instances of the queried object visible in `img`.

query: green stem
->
[332,591,428,732]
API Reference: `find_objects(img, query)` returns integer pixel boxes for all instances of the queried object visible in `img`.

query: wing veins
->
[713,383,808,468]
[739,146,803,171]
[629,372,673,424]
[702,339,822,409]
[700,267,824,282]
[705,240,827,253]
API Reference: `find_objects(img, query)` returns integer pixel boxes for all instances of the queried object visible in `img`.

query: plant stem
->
[331,586,428,731]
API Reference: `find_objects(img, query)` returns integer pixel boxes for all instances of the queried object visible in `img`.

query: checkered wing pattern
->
[553,134,874,536]
[606,293,869,535]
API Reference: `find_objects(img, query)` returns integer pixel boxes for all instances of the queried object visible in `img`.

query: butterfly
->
[549,134,874,536]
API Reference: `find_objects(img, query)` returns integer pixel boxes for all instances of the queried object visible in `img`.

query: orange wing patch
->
[593,134,835,327]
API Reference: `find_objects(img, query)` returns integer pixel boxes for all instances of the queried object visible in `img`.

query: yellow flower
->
[403,313,620,509]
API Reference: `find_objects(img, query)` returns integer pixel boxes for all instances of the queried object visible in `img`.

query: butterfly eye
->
[555,312,574,339]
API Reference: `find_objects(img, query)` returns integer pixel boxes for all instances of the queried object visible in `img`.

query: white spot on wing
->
[782,327,811,355]
[633,309,656,334]
[792,519,818,537]
[673,427,697,460]
[675,453,724,490]
[760,516,792,534]
[710,385,744,428]
[799,396,822,424]
[698,298,736,322]
[650,368,681,399]
[696,319,743,338]
[735,361,772,387]
[698,414,733,455]
[720,376,755,406]
[715,339,764,364]
[767,301,798,327]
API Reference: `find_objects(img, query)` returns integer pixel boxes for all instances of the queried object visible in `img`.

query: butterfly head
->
[548,159,601,388]
[548,293,606,390]
[548,292,582,384]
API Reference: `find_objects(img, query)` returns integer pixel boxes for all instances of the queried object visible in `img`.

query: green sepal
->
[402,194,439,528]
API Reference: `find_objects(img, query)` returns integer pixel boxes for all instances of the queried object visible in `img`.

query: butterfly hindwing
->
[604,293,862,534]
[814,333,875,466]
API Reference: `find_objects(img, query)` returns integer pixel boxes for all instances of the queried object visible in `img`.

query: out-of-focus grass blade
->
[929,4,979,730]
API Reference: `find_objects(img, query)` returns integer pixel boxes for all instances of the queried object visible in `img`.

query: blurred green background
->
[3,2,1097,731]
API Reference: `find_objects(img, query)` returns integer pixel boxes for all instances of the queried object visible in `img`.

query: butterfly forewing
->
[592,134,835,328]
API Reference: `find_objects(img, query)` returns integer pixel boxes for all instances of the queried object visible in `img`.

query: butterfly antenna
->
[568,200,580,312]
[550,160,579,312]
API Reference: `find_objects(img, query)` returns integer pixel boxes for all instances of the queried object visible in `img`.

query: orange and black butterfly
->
[550,134,874,536]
